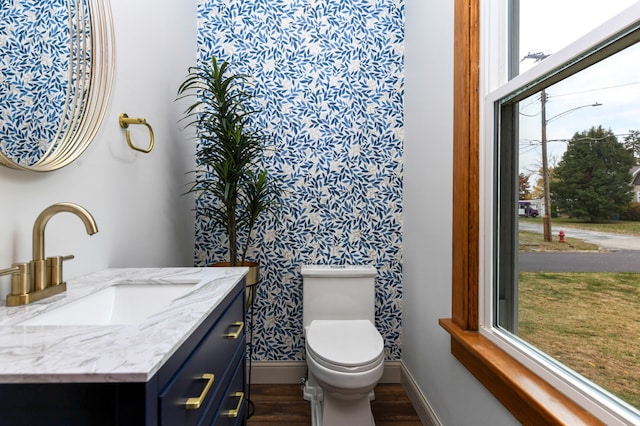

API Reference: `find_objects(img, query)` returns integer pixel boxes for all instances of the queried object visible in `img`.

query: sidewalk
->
[519,222,640,251]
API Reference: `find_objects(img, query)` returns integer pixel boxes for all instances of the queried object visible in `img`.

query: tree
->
[623,129,640,165]
[519,173,531,199]
[550,126,634,222]
[531,166,554,200]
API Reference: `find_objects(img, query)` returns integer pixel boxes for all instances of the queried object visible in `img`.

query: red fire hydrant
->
[558,230,565,243]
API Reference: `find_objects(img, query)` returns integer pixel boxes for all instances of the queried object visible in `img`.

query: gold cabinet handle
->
[222,392,244,418]
[223,321,244,339]
[185,373,215,410]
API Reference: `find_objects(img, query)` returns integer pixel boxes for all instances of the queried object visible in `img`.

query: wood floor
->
[246,383,422,425]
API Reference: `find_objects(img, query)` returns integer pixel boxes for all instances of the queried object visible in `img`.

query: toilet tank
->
[301,265,377,328]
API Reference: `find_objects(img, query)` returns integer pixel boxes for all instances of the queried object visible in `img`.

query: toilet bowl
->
[304,320,385,426]
[301,265,383,426]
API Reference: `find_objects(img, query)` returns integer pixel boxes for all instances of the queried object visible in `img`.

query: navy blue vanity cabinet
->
[0,278,246,426]
[158,279,247,425]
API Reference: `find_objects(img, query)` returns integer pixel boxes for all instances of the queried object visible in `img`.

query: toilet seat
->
[306,320,384,373]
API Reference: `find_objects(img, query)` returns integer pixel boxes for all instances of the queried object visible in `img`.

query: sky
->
[516,0,640,177]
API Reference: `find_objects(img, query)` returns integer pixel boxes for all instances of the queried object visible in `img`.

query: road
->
[518,222,640,272]
[519,251,640,272]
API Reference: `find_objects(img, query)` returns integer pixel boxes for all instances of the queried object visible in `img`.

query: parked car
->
[518,201,539,217]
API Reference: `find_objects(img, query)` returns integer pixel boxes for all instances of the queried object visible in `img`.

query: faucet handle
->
[5,263,31,306]
[0,266,19,277]
[47,255,74,287]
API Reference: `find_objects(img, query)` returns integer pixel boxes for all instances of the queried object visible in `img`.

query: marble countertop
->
[0,267,247,384]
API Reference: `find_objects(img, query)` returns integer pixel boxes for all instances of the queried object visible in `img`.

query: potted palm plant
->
[178,56,281,307]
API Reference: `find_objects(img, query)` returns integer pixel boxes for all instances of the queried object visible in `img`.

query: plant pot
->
[210,261,259,309]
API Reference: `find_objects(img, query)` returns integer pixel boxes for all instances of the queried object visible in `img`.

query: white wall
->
[0,0,197,300]
[402,1,518,424]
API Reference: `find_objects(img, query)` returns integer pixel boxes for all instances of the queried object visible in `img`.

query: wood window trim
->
[440,0,603,424]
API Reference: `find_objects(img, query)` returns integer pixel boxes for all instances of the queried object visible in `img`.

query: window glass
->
[512,0,638,76]
[496,29,640,416]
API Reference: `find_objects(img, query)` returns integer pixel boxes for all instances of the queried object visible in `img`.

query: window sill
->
[439,318,604,425]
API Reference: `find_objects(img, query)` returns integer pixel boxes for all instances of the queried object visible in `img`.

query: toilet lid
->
[306,320,384,367]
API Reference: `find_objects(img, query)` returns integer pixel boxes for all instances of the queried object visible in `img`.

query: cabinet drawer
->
[159,291,244,426]
[206,349,246,426]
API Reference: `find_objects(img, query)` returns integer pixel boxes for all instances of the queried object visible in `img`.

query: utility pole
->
[522,52,552,241]
[540,89,552,242]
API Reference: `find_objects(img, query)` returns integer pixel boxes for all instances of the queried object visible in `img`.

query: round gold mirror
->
[0,0,114,172]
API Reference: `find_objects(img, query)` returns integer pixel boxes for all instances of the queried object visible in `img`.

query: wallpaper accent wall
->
[0,0,89,166]
[196,0,404,361]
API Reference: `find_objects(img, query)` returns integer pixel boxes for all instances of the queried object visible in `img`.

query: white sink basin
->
[20,282,197,326]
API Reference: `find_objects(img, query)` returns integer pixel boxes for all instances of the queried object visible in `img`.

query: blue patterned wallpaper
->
[0,0,89,166]
[195,0,404,361]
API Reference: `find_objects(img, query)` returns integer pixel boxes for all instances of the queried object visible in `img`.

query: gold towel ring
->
[119,113,155,153]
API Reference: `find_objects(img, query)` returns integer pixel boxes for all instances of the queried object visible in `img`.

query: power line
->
[519,110,541,117]
[520,133,637,147]
[550,81,640,98]
[520,95,544,111]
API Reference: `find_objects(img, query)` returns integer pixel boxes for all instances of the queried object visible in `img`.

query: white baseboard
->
[249,361,307,384]
[249,360,402,385]
[400,360,442,426]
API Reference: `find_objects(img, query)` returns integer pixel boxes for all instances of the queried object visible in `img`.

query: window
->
[494,42,640,422]
[443,0,640,424]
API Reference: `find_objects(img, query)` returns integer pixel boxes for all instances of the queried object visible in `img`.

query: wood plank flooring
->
[247,383,422,425]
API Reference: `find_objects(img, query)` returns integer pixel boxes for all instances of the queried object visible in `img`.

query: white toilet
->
[301,265,385,426]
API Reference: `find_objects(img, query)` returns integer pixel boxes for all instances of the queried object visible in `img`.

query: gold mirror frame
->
[0,0,115,172]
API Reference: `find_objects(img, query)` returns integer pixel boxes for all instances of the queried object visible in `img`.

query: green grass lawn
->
[518,272,640,411]
[519,231,598,252]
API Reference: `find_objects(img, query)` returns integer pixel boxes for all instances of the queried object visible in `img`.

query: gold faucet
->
[3,203,98,306]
